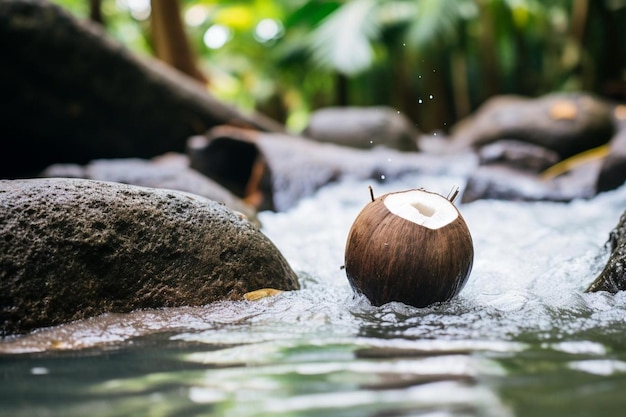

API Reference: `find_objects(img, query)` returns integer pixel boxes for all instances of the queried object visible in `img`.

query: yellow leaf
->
[244,288,284,301]
[540,144,610,181]
[214,6,255,30]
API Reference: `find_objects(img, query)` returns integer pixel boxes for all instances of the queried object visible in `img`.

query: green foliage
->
[49,0,626,132]
[307,0,380,75]
[404,0,470,49]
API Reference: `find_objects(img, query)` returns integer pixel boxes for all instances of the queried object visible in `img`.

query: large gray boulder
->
[0,178,299,335]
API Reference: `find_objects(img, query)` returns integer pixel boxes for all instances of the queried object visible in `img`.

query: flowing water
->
[3,172,626,417]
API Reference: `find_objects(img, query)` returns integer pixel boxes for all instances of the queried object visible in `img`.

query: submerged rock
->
[0,178,299,335]
[303,106,419,152]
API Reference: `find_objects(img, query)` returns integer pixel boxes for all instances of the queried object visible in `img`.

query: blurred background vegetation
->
[52,0,626,133]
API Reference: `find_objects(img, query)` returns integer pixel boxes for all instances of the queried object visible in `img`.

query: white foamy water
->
[256,173,626,341]
[3,173,626,351]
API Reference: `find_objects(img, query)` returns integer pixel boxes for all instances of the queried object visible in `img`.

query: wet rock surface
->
[476,140,561,173]
[597,124,626,193]
[460,163,600,203]
[459,99,626,203]
[586,209,626,293]
[41,155,259,225]
[189,125,476,211]
[0,178,299,335]
[303,106,419,152]
[450,92,615,158]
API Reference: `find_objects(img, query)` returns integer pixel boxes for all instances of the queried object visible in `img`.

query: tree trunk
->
[89,0,104,26]
[451,49,471,120]
[477,0,499,100]
[150,0,208,84]
[335,73,349,106]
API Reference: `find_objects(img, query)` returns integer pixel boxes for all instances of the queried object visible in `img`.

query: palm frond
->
[404,0,474,49]
[308,0,381,75]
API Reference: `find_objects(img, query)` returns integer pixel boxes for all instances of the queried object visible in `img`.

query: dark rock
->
[450,93,615,158]
[597,125,626,193]
[0,178,299,335]
[477,140,560,173]
[303,106,419,152]
[586,210,626,293]
[461,162,600,203]
[0,0,282,179]
[188,126,476,211]
[41,155,259,225]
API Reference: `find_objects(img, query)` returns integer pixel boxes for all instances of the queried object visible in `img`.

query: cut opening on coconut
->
[383,190,458,230]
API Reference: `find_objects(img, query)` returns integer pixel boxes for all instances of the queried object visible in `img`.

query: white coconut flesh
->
[383,190,458,230]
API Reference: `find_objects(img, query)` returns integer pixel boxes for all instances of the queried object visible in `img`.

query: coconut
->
[344,187,474,307]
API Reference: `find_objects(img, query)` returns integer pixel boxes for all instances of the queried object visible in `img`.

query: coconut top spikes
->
[344,187,474,308]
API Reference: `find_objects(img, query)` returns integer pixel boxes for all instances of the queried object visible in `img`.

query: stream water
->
[3,172,626,417]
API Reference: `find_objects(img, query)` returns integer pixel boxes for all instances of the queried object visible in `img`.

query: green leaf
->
[404,0,472,49]
[283,0,342,28]
[308,0,381,75]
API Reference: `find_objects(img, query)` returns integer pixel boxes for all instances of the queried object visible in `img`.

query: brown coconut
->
[344,188,474,307]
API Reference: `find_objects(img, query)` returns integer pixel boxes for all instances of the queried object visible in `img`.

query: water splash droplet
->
[418,99,423,104]
[429,95,434,99]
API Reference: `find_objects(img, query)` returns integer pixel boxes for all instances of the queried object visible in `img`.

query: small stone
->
[243,288,284,301]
